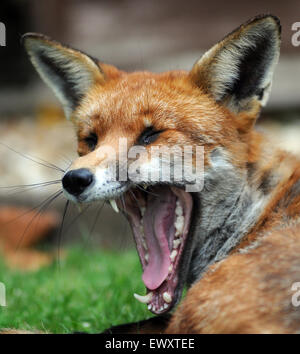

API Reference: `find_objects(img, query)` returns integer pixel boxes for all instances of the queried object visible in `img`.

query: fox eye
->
[137,127,164,146]
[84,132,98,151]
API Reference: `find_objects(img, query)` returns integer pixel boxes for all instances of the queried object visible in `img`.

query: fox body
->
[22,15,300,333]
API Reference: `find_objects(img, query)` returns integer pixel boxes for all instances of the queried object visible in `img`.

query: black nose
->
[62,168,94,196]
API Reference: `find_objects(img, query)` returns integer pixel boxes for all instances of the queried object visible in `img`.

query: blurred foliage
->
[0,247,153,333]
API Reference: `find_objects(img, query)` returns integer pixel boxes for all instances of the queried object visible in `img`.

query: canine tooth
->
[148,304,152,310]
[134,292,153,304]
[168,264,173,274]
[163,292,172,303]
[109,199,119,213]
[164,303,168,309]
[170,250,177,262]
[173,239,181,249]
[145,253,149,262]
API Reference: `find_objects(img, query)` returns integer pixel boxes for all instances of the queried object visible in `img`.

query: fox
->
[16,14,300,333]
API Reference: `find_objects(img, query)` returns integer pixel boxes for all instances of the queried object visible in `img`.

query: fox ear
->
[22,33,105,119]
[190,15,281,113]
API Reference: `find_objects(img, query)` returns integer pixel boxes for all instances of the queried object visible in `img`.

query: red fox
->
[21,14,300,333]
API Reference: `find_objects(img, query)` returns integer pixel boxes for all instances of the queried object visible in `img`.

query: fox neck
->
[187,130,300,285]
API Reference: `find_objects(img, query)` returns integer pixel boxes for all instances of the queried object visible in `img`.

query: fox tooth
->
[109,199,119,213]
[173,239,181,249]
[134,292,153,304]
[175,202,183,216]
[170,250,177,262]
[175,216,184,233]
[163,292,172,303]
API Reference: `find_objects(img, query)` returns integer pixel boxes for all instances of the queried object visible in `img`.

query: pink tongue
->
[142,189,176,290]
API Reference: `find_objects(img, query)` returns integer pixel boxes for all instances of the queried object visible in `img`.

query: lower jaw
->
[144,272,180,314]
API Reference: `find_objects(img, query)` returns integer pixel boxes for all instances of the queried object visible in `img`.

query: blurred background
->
[0,0,299,269]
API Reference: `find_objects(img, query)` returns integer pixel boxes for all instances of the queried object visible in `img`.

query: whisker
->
[83,202,105,250]
[129,189,140,209]
[63,204,90,234]
[135,184,160,198]
[58,153,72,165]
[0,142,65,173]
[6,182,61,197]
[0,180,61,189]
[2,190,63,227]
[121,194,127,215]
[119,199,130,250]
[15,190,63,251]
[31,190,64,248]
[56,200,70,269]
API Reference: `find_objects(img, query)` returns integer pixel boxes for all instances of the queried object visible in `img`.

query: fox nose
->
[62,168,94,196]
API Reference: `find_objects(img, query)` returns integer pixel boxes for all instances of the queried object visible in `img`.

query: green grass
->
[0,247,153,333]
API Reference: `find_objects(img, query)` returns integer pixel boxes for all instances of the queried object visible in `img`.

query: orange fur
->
[167,225,300,334]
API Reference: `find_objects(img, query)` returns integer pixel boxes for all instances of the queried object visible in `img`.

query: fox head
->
[23,15,281,314]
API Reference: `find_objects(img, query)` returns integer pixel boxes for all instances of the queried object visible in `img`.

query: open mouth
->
[117,185,193,315]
